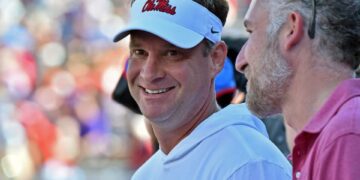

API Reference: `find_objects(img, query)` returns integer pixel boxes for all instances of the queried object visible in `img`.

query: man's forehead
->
[244,0,269,26]
[245,0,263,18]
[129,31,178,48]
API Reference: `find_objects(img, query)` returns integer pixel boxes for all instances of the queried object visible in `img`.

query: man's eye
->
[130,49,147,58]
[135,49,146,55]
[165,50,178,57]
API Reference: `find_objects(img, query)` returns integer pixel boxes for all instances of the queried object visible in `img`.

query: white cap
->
[113,0,223,49]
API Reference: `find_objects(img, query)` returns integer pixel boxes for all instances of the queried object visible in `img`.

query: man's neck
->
[283,61,353,133]
[152,100,220,155]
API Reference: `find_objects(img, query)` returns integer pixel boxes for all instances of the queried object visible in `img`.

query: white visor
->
[113,0,223,49]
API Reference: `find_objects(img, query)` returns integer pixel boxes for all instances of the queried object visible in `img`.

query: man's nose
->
[235,41,248,73]
[140,55,165,82]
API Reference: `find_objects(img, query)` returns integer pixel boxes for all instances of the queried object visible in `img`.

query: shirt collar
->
[302,78,360,134]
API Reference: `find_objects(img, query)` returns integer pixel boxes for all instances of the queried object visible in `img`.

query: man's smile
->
[143,87,175,94]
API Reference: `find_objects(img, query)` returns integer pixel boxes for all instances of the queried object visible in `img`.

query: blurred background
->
[0,0,252,179]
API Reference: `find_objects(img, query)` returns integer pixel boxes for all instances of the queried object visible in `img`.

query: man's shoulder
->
[214,104,268,134]
[205,104,287,163]
[320,95,360,143]
[326,95,360,130]
[203,127,292,179]
[197,118,291,170]
[131,151,162,180]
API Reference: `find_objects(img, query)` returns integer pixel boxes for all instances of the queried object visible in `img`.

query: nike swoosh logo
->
[211,27,220,34]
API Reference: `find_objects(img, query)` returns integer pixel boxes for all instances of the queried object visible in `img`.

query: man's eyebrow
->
[129,40,141,48]
[164,43,178,49]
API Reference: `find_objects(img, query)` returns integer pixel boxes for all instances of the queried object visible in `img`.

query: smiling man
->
[113,0,291,179]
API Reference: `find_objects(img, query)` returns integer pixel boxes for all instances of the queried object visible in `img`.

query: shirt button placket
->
[295,150,301,179]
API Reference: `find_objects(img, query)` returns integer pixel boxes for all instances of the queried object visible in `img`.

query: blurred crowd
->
[0,0,145,179]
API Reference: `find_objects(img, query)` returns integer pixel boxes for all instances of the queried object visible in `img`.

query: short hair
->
[267,0,360,70]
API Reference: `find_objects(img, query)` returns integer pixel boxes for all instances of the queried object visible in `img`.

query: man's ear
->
[282,11,305,51]
[210,41,227,77]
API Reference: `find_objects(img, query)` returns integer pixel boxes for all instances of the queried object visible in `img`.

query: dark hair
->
[314,0,360,69]
[270,0,360,69]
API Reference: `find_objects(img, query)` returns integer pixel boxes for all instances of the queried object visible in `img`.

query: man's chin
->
[249,109,274,119]
[246,95,277,119]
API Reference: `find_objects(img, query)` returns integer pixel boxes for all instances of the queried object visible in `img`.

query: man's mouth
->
[144,87,175,94]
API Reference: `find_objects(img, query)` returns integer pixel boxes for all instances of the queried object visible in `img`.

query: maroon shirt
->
[292,79,360,180]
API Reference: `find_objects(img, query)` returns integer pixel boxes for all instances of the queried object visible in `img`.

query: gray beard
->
[245,42,293,118]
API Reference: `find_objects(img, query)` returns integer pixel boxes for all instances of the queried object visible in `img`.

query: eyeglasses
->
[307,0,316,39]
